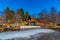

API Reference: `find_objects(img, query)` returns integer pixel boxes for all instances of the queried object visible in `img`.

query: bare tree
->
[50,7,57,24]
[39,9,49,20]
[56,12,60,25]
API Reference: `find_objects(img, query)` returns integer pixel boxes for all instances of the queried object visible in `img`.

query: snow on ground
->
[0,29,55,40]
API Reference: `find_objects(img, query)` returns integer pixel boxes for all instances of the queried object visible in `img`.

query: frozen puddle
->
[0,29,55,40]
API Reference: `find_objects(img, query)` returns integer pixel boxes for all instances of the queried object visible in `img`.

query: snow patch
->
[0,29,55,40]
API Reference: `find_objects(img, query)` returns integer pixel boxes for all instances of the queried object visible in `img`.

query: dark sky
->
[0,0,60,17]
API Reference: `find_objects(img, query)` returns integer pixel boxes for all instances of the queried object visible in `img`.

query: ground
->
[8,32,60,40]
[0,29,60,40]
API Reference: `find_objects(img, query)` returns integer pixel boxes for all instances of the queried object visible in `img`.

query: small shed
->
[28,19,38,26]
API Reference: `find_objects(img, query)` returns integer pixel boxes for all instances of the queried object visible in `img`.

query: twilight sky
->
[0,0,60,17]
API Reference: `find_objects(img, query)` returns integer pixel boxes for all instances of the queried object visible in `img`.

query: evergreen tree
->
[25,11,29,21]
[4,7,15,22]
[17,8,25,21]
